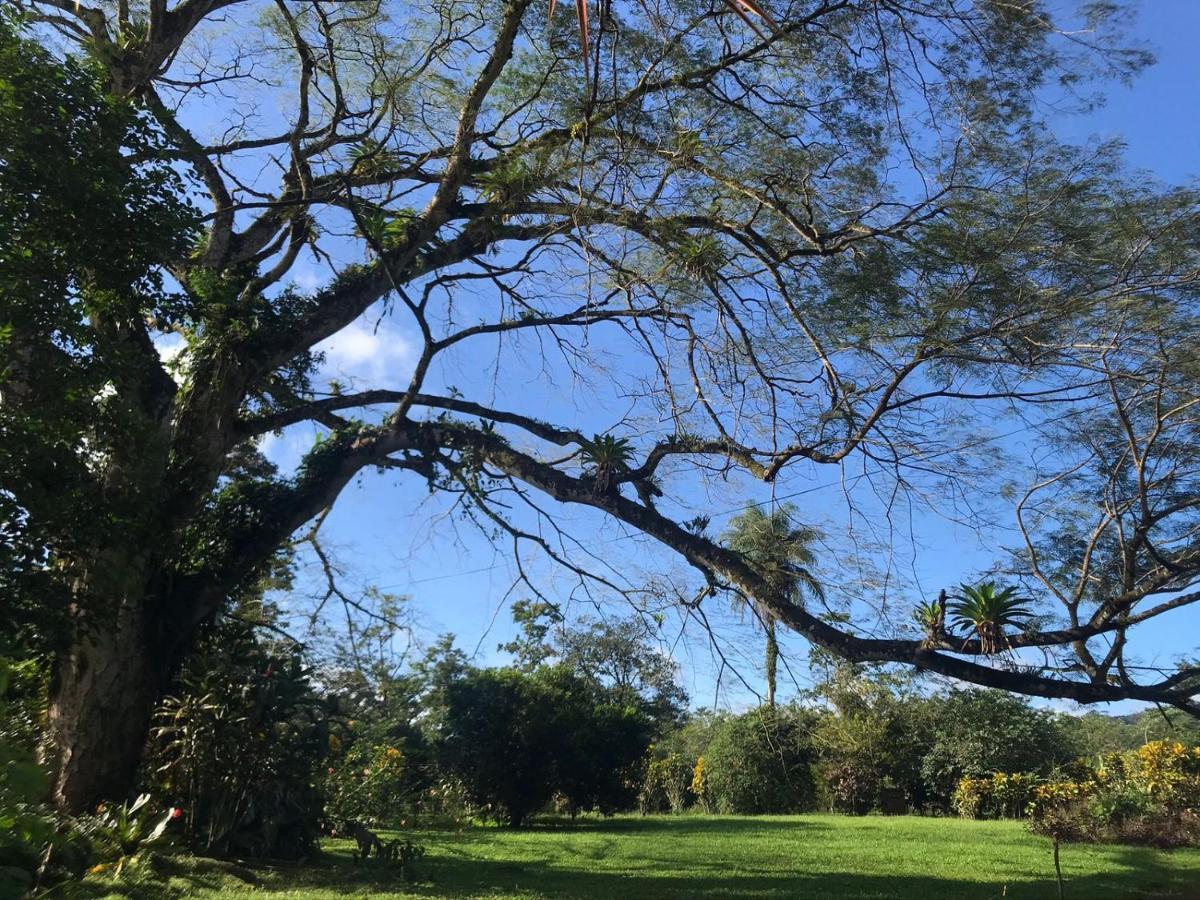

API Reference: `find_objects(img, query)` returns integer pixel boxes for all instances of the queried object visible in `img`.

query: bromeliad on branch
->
[949,583,1036,656]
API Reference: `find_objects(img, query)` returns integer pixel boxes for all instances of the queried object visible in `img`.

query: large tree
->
[6,0,1200,813]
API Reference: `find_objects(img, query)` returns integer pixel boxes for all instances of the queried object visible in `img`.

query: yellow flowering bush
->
[1024,740,1200,848]
[1028,779,1093,813]
[951,776,990,819]
[960,739,1200,825]
[324,741,419,825]
[993,772,1039,818]
[691,756,710,812]
[1126,740,1200,806]
[952,772,1044,819]
[639,752,693,813]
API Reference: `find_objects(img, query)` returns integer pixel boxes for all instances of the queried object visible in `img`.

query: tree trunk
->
[46,595,161,813]
[764,618,778,708]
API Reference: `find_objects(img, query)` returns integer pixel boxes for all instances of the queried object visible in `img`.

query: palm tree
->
[722,504,824,707]
[949,581,1036,655]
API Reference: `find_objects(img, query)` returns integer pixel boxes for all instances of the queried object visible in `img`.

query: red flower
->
[265,663,275,678]
[170,807,183,819]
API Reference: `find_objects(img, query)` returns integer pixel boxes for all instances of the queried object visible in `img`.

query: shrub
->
[145,621,329,858]
[1087,783,1153,829]
[324,741,418,826]
[691,756,711,813]
[809,668,936,813]
[702,709,816,814]
[639,751,693,813]
[1125,740,1200,807]
[824,762,879,816]
[433,665,652,826]
[951,776,989,819]
[76,793,175,871]
[954,772,1062,820]
[0,736,61,895]
[992,772,1039,818]
[1112,810,1200,849]
[1014,739,1200,849]
[1,658,92,892]
[1028,778,1094,816]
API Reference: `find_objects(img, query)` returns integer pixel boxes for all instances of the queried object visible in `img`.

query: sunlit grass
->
[83,814,1200,899]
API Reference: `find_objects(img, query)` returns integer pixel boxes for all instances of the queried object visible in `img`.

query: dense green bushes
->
[436,665,652,825]
[637,676,1157,819]
[811,669,932,814]
[145,619,329,859]
[702,709,817,814]
[920,691,1076,802]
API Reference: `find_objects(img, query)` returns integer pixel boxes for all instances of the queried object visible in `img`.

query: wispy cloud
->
[259,425,319,476]
[314,316,415,386]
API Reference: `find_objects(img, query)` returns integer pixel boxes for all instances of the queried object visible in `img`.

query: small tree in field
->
[433,664,650,826]
[702,708,817,814]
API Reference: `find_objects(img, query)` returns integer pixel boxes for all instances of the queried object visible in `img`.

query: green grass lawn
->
[89,815,1200,900]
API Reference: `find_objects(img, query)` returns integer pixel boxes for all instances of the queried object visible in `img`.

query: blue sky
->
[252,1,1200,712]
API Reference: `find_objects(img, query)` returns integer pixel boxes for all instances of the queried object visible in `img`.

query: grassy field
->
[84,815,1200,900]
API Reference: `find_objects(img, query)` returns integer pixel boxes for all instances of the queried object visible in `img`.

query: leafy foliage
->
[701,708,817,814]
[952,772,1040,820]
[579,434,634,495]
[145,616,328,858]
[76,792,175,876]
[804,665,935,813]
[0,658,66,894]
[502,604,687,734]
[1059,709,1200,755]
[954,739,1200,848]
[638,751,694,814]
[0,16,196,655]
[432,663,652,826]
[921,690,1076,804]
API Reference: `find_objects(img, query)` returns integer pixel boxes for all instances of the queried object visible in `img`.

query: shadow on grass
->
[274,838,1198,900]
[61,822,1198,900]
[523,814,829,834]
[424,814,832,840]
[258,859,1195,900]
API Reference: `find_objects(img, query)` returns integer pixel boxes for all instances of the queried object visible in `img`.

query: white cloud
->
[155,333,186,360]
[289,263,325,294]
[314,317,415,386]
[258,426,318,475]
